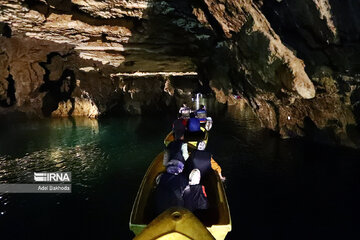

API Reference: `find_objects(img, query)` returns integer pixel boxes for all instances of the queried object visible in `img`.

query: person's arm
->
[181,143,189,161]
[211,157,226,181]
[199,185,209,209]
[163,149,170,166]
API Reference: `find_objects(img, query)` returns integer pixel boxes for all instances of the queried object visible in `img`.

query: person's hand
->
[219,173,226,182]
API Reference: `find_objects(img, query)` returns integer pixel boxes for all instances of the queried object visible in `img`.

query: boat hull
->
[129,152,231,240]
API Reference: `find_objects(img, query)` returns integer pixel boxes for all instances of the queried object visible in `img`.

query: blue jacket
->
[188,118,200,132]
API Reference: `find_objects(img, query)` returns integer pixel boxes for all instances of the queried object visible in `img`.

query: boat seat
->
[184,130,206,142]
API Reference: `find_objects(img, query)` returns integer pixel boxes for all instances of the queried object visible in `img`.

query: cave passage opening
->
[0,70,16,108]
[40,68,76,117]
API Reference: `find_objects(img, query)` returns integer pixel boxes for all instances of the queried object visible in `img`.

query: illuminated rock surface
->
[0,0,359,146]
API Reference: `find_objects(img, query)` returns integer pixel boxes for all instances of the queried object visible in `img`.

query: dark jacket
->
[185,150,212,178]
[155,173,187,215]
[183,184,208,212]
[173,118,186,133]
[167,140,185,163]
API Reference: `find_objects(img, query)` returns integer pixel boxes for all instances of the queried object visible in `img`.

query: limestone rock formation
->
[0,0,359,146]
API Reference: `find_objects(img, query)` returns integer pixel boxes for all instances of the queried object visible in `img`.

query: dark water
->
[0,107,359,240]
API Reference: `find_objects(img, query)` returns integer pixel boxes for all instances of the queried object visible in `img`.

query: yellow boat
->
[164,128,209,149]
[129,152,231,240]
[133,208,216,240]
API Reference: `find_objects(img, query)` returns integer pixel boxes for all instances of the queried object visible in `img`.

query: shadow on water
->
[207,105,360,240]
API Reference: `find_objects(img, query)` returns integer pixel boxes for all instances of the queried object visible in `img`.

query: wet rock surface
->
[0,0,359,146]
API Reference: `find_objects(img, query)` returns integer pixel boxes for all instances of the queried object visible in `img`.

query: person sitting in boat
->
[179,103,191,118]
[163,130,189,166]
[183,112,206,141]
[185,141,226,181]
[172,113,186,133]
[155,161,188,215]
[197,104,206,111]
[183,169,208,212]
[187,112,201,132]
[196,104,206,115]
[196,105,207,124]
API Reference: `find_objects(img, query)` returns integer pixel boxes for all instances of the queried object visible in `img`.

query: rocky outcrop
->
[0,0,202,117]
[255,0,360,145]
[0,0,359,146]
[0,37,72,115]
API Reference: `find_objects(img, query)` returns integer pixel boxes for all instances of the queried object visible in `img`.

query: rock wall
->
[0,0,359,146]
[256,0,360,145]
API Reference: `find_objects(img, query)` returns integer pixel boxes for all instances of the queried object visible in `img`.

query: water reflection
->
[0,117,105,221]
[227,103,262,130]
[0,113,359,240]
[0,117,100,158]
[0,117,106,182]
[0,115,172,233]
[49,117,99,134]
